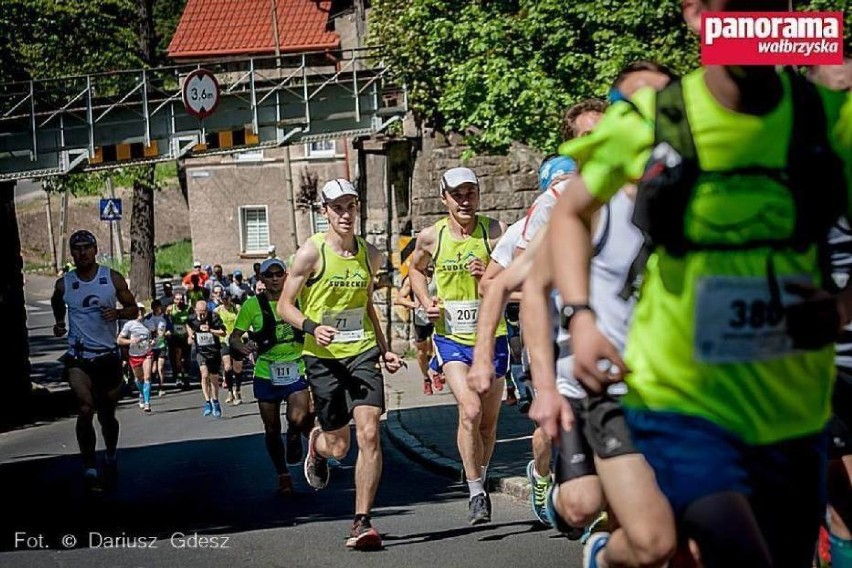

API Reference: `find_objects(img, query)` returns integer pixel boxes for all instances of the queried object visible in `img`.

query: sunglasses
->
[262,270,285,278]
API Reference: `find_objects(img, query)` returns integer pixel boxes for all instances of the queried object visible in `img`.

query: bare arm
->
[367,244,403,372]
[394,277,419,310]
[521,240,557,395]
[277,240,320,329]
[51,277,67,336]
[110,270,139,322]
[409,226,438,320]
[468,230,543,393]
[549,178,627,389]
[524,234,576,440]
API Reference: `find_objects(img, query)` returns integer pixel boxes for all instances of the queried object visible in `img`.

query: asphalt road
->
[2,275,585,568]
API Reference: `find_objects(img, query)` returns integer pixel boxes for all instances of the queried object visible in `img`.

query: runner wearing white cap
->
[409,167,509,525]
[278,178,403,549]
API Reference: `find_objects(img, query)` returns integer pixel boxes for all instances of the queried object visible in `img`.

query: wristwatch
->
[560,303,594,330]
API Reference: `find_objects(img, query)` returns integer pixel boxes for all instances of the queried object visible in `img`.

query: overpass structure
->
[0,47,407,181]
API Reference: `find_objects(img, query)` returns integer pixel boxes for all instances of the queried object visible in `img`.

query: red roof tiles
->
[168,0,340,59]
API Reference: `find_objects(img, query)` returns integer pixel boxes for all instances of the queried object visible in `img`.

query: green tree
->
[371,0,850,154]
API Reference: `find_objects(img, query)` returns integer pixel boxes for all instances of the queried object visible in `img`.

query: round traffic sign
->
[182,69,221,119]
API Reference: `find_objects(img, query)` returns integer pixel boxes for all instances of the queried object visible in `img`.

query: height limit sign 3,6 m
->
[182,69,220,120]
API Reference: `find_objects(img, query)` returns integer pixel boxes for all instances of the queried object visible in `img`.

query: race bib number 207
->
[694,276,801,364]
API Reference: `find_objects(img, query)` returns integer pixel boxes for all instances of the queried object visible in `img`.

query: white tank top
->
[555,190,642,399]
[64,265,119,359]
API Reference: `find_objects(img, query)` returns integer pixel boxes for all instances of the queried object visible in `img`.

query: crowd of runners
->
[48,0,852,565]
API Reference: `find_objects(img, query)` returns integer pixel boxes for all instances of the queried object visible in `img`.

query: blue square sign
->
[100,198,122,221]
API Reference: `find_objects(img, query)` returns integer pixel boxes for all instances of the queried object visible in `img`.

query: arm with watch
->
[549,176,629,394]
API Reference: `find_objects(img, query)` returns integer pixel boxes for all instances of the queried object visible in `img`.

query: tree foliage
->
[371,0,850,154]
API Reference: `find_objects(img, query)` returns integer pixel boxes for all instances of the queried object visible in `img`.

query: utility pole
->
[46,192,58,273]
[270,0,282,66]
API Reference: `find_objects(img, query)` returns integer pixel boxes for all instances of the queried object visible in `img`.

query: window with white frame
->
[306,139,335,158]
[240,206,270,253]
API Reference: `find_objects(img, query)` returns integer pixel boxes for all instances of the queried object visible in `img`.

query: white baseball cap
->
[440,167,479,194]
[321,179,358,203]
[193,260,201,268]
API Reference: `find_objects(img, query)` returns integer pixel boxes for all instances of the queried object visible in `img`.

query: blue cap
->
[538,156,576,192]
[233,270,242,276]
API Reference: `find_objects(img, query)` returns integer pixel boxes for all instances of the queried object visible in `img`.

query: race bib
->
[129,337,150,357]
[694,276,800,363]
[322,308,365,343]
[173,323,187,336]
[444,300,480,335]
[270,361,301,386]
[196,332,215,347]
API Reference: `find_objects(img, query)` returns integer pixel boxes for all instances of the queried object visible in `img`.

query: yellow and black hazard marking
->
[204,127,260,150]
[90,141,159,165]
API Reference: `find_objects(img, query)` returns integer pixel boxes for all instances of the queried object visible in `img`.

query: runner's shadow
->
[381,520,535,548]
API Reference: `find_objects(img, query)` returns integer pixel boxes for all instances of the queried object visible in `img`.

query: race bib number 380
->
[694,276,795,364]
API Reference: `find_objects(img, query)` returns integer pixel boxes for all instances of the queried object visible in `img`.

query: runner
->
[231,258,314,495]
[187,299,227,417]
[278,178,403,549]
[144,299,170,396]
[118,303,155,412]
[51,229,139,491]
[826,217,852,568]
[166,292,192,388]
[395,264,442,395]
[408,166,508,525]
[216,292,244,405]
[548,1,852,564]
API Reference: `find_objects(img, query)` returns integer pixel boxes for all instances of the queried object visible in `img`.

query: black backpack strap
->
[591,203,611,258]
[252,292,278,355]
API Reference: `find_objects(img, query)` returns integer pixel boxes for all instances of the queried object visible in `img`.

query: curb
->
[384,409,532,503]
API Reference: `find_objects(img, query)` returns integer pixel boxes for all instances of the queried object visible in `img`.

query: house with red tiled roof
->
[167,0,420,353]
[167,0,378,269]
[168,0,342,61]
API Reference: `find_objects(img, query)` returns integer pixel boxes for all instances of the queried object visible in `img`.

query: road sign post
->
[99,198,122,262]
[182,69,221,120]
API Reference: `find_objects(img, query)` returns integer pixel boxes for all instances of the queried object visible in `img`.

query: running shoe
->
[233,392,242,405]
[304,426,330,490]
[580,512,609,544]
[158,388,166,397]
[469,493,491,525]
[143,403,151,413]
[225,394,234,404]
[278,472,293,496]
[526,460,552,526]
[286,429,303,465]
[212,400,222,417]
[423,379,433,395]
[505,386,518,406]
[346,516,382,550]
[433,373,445,391]
[83,468,103,493]
[583,532,611,568]
[545,484,585,540]
[203,401,213,416]
[138,397,145,409]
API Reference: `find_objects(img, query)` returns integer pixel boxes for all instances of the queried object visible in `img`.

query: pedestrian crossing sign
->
[100,198,122,221]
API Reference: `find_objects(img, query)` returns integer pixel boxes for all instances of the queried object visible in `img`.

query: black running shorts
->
[555,393,637,484]
[196,352,222,374]
[303,346,385,431]
[63,352,124,393]
[414,322,434,343]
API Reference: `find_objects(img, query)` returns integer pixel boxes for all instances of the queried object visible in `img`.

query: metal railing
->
[0,47,407,180]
